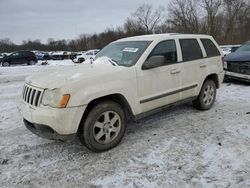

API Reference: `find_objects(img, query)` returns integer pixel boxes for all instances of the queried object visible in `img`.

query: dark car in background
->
[0,53,3,62]
[1,51,37,67]
[224,41,250,82]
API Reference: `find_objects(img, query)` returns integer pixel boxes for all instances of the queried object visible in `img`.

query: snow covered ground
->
[0,61,250,188]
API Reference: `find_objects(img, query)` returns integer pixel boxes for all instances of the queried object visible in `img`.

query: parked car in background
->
[1,51,37,67]
[50,51,69,60]
[0,53,3,62]
[220,45,241,56]
[224,41,250,82]
[73,49,100,63]
[48,51,80,60]
[68,52,82,60]
[20,34,224,152]
[231,46,241,53]
[35,51,50,61]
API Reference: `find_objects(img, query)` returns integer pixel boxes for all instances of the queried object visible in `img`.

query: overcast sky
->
[0,0,170,44]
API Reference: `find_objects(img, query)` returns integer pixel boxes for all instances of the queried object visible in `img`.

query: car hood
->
[225,51,250,62]
[26,63,126,89]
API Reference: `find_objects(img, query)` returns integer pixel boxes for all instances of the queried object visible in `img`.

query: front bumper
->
[20,100,87,138]
[218,70,225,87]
[24,119,75,140]
[225,71,250,82]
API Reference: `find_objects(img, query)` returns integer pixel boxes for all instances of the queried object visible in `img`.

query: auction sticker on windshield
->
[123,48,138,53]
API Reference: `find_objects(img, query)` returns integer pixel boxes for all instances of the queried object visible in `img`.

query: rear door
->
[177,38,204,99]
[200,38,222,80]
[21,51,29,63]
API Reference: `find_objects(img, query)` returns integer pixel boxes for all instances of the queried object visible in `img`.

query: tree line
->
[1,0,249,53]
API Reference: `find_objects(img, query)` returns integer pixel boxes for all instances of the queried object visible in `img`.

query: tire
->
[193,79,217,110]
[28,60,36,65]
[78,101,126,152]
[223,76,231,82]
[78,58,85,63]
[2,62,10,67]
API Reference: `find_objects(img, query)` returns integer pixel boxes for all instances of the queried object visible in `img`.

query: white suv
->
[20,34,224,152]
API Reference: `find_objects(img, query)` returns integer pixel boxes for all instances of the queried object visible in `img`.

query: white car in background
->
[73,49,100,63]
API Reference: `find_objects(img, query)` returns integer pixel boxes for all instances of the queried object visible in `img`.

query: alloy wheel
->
[93,111,121,144]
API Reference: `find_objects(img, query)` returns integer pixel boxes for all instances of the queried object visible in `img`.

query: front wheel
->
[28,60,36,65]
[193,80,217,110]
[78,101,126,152]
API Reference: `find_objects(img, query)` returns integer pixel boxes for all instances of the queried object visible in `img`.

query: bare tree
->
[201,0,222,35]
[132,4,164,33]
[123,18,147,35]
[223,0,247,43]
[167,0,201,33]
[1,2,250,53]
[236,2,250,42]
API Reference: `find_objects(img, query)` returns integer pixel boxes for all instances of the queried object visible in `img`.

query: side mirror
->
[142,55,166,70]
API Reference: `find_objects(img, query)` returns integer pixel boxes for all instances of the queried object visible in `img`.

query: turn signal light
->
[59,94,70,108]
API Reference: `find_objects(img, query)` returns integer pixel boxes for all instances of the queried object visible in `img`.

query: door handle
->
[200,63,207,68]
[170,69,181,74]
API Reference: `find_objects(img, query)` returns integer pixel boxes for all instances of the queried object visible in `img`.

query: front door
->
[136,40,182,113]
[10,52,22,64]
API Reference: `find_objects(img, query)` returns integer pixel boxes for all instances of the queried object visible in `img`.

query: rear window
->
[201,39,220,57]
[180,39,203,61]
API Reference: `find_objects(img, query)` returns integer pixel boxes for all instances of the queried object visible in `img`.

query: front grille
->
[227,61,250,75]
[22,84,43,107]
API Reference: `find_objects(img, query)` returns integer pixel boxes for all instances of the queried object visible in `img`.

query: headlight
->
[223,61,228,69]
[41,88,70,108]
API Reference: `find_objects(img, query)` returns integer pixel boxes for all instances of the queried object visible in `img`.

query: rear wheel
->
[2,62,10,67]
[193,80,216,110]
[78,101,126,152]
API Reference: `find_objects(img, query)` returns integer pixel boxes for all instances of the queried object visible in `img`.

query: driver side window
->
[149,40,177,65]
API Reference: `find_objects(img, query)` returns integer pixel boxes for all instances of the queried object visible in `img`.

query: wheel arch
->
[203,73,219,89]
[77,93,133,133]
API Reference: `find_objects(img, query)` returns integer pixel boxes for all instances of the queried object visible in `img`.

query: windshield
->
[94,41,151,66]
[236,41,250,52]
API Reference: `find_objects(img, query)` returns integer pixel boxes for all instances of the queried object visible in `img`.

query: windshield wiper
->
[108,58,118,66]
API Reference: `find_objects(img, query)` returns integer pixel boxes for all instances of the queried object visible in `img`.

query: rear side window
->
[180,39,202,61]
[149,40,177,64]
[201,39,220,57]
[22,51,33,56]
